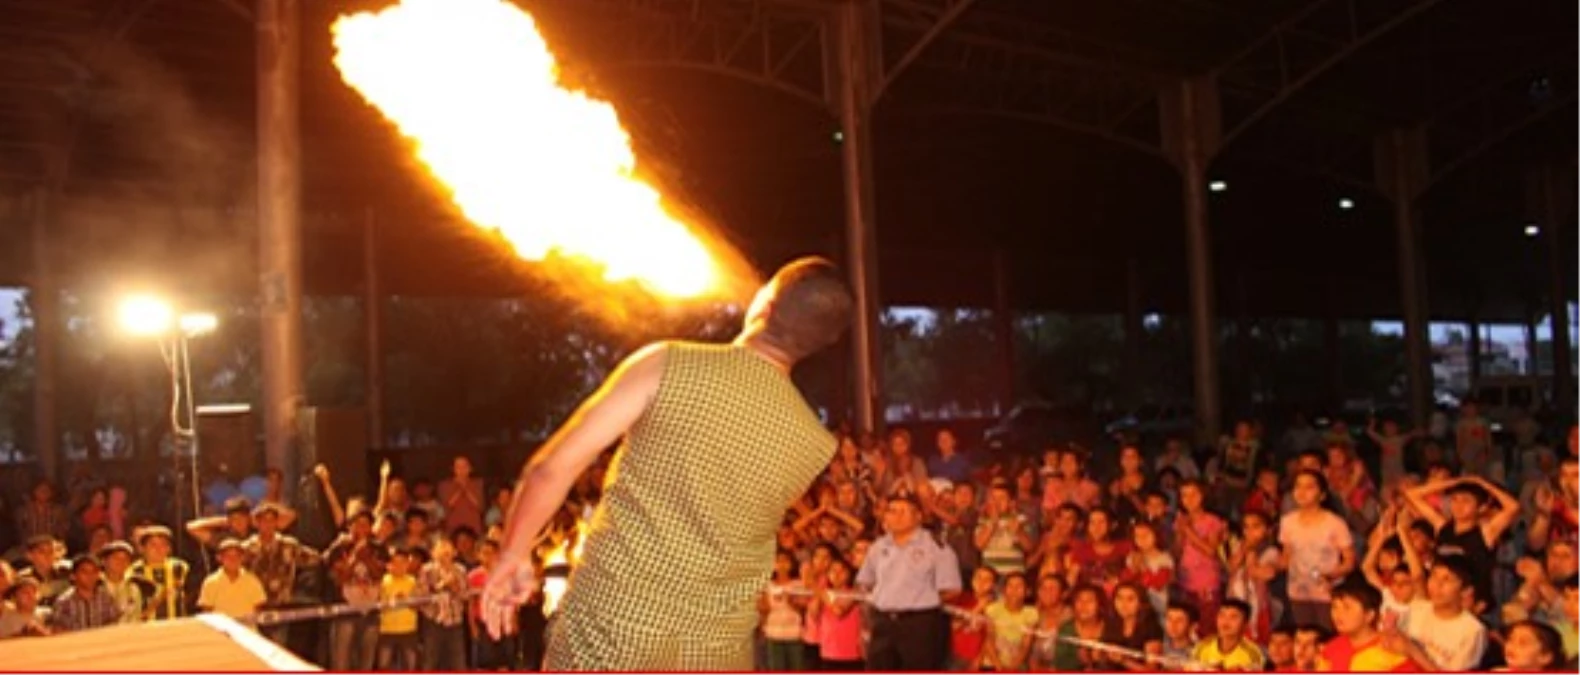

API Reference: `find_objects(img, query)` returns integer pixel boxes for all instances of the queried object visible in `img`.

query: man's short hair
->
[224,496,253,516]
[1165,600,1199,624]
[24,535,55,553]
[760,257,853,361]
[1444,482,1490,505]
[1434,554,1476,589]
[1218,598,1252,619]
[1332,578,1383,613]
[1294,624,1333,642]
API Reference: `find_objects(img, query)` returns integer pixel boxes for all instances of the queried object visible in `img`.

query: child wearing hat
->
[129,525,191,620]
[98,541,151,624]
[197,539,267,620]
[0,577,49,638]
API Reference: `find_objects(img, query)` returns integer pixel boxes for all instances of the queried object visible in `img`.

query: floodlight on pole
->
[116,293,217,570]
[1208,180,1228,193]
[1524,223,1540,238]
[120,295,175,336]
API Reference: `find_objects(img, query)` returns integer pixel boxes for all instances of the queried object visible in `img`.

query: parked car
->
[983,402,1099,459]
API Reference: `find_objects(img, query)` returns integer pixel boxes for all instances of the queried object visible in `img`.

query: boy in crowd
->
[196,539,267,620]
[377,546,421,669]
[130,526,190,621]
[50,555,119,632]
[1554,574,1578,662]
[0,577,49,638]
[1161,601,1198,663]
[1292,625,1332,671]
[419,538,470,671]
[97,541,145,624]
[1322,580,1415,671]
[1191,599,1265,670]
[1400,554,1488,671]
[1405,475,1521,613]
[1265,624,1296,671]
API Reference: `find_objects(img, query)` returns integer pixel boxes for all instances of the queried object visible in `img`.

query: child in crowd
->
[760,549,805,671]
[1126,520,1174,619]
[376,546,421,670]
[1322,580,1415,671]
[812,556,863,670]
[1190,599,1264,671]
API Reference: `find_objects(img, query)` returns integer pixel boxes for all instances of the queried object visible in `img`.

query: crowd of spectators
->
[0,400,1575,672]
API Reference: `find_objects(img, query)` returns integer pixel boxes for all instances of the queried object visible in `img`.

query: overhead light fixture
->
[1338,197,1355,211]
[1208,180,1228,193]
[1524,223,1540,237]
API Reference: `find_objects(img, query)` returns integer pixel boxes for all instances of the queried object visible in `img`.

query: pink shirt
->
[1176,512,1225,594]
[439,478,484,535]
[818,603,864,661]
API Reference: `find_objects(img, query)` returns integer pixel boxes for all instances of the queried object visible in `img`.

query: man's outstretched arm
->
[497,343,667,566]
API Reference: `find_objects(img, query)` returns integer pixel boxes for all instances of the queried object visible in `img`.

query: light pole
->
[118,295,218,552]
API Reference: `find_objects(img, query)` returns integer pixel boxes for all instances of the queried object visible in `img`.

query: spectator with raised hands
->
[1405,473,1522,612]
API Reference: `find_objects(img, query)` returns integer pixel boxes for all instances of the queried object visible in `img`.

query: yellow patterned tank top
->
[558,342,835,636]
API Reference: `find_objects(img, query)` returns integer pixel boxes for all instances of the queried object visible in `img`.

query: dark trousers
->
[864,608,948,671]
[474,631,514,670]
[422,620,467,671]
[376,631,420,670]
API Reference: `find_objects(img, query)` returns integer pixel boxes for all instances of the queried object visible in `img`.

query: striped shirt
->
[418,561,469,627]
[51,585,121,632]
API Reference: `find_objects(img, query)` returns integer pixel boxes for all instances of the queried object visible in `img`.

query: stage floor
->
[5,614,318,672]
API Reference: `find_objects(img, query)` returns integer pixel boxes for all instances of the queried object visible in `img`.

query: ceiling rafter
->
[1211,0,1450,151]
[542,0,830,108]
[875,0,978,100]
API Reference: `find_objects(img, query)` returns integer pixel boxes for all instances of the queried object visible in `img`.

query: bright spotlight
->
[1208,180,1228,193]
[119,296,174,336]
[179,312,219,336]
[1338,197,1355,211]
[1524,223,1540,238]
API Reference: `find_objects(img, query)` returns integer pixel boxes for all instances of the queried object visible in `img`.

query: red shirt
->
[949,592,987,663]
[1322,635,1418,672]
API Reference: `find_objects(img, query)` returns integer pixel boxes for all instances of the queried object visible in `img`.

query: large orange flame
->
[539,517,590,617]
[332,0,724,298]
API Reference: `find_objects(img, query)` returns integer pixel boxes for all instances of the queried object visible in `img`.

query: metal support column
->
[1521,310,1537,376]
[258,0,304,492]
[1124,258,1144,406]
[1161,78,1223,445]
[1322,312,1342,407]
[1375,129,1432,429]
[1540,166,1574,409]
[1468,313,1482,384]
[992,250,1015,414]
[832,0,884,434]
[363,207,384,446]
[30,187,58,482]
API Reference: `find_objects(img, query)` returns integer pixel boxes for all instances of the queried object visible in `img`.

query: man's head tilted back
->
[747,256,854,361]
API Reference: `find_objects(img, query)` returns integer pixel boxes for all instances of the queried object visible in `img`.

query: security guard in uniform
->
[856,493,962,670]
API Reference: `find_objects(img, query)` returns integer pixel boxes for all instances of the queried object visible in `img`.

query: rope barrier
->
[243,581,1210,670]
[772,585,1210,670]
[246,589,477,627]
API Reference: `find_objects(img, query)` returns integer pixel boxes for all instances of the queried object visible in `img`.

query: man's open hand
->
[481,556,539,640]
